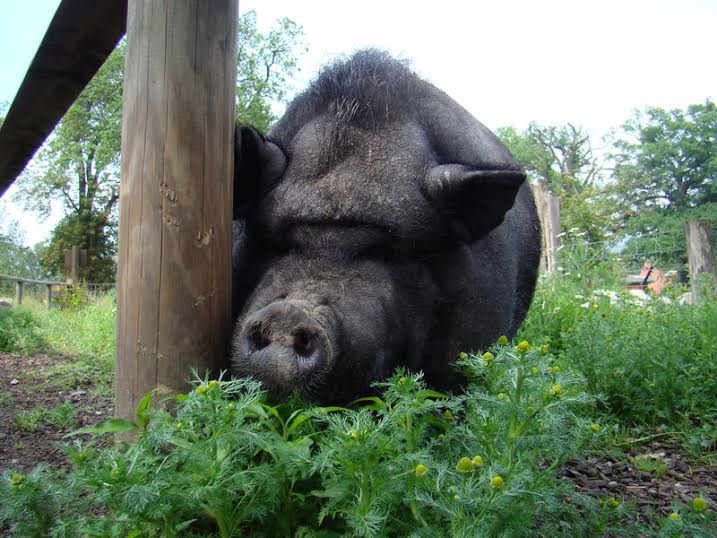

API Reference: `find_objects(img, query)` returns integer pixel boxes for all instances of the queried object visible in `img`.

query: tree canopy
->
[610,100,717,218]
[0,208,43,294]
[497,123,614,243]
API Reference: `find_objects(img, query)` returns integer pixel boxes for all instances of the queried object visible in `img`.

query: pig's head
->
[230,51,526,403]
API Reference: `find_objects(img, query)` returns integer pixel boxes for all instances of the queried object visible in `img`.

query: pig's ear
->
[423,164,526,240]
[234,125,287,218]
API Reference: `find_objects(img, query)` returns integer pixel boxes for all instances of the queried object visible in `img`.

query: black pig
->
[230,50,540,402]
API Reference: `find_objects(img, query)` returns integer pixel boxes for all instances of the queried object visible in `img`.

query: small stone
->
[95,411,103,415]
[70,390,87,397]
[10,379,19,385]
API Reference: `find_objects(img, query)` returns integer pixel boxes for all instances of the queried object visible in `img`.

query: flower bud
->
[415,464,428,477]
[456,457,474,473]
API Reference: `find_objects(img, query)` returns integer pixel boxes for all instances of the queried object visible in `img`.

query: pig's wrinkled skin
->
[230,50,540,403]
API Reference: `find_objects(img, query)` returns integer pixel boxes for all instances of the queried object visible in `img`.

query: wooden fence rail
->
[0,273,67,308]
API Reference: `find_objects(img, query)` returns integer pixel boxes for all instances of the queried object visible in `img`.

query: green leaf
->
[68,418,139,436]
[352,396,388,411]
[135,390,153,415]
[416,389,448,400]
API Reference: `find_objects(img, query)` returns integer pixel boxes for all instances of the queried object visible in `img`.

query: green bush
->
[560,298,717,428]
[0,306,46,354]
[0,345,629,537]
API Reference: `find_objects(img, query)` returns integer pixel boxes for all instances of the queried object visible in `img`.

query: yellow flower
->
[482,352,494,360]
[415,464,428,477]
[472,455,484,467]
[607,497,620,508]
[196,385,208,394]
[669,512,681,521]
[497,335,509,345]
[549,366,560,373]
[589,423,601,432]
[540,344,550,353]
[497,393,506,400]
[208,380,219,389]
[456,457,474,473]
[549,384,564,396]
[458,352,468,360]
[490,475,505,489]
[516,340,530,352]
[692,497,708,511]
[531,367,539,374]
[9,474,25,486]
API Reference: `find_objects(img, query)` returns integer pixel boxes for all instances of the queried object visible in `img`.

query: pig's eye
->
[357,244,394,262]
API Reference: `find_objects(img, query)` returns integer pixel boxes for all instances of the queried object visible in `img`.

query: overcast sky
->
[1,0,716,246]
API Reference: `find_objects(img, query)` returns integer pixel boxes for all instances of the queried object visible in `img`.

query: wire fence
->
[555,225,717,275]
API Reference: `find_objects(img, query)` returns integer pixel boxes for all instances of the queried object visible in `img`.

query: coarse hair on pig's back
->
[269,49,430,147]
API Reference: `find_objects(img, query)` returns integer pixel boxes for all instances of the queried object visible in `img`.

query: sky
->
[1,0,716,246]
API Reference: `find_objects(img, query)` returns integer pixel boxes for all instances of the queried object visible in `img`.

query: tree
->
[498,123,614,242]
[13,42,124,282]
[609,101,717,267]
[610,100,717,217]
[13,11,306,282]
[0,208,43,295]
[235,11,306,132]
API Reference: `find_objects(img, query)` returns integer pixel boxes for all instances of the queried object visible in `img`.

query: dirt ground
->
[0,352,714,527]
[0,352,113,474]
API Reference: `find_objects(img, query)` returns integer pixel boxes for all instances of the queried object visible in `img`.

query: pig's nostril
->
[292,331,315,357]
[248,326,271,351]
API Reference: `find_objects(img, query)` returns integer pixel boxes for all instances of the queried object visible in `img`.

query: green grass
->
[0,294,116,391]
[14,402,77,432]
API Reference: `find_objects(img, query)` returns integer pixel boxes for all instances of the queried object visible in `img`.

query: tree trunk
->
[115,0,237,424]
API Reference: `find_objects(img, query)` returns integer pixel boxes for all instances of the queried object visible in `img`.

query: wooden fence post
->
[46,284,52,309]
[14,281,23,305]
[684,219,716,302]
[531,181,562,272]
[115,0,237,422]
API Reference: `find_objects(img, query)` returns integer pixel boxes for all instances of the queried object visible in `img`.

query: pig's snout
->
[234,302,333,391]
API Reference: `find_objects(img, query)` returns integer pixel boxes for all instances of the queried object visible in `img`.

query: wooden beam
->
[115,0,237,421]
[0,0,127,197]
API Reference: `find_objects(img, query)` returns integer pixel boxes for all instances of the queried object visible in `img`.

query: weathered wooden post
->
[115,0,238,421]
[684,219,717,302]
[14,281,23,305]
[46,284,52,309]
[531,181,561,272]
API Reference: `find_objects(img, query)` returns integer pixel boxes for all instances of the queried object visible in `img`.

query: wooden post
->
[14,281,23,305]
[531,181,562,272]
[71,245,80,283]
[46,284,52,309]
[115,0,237,422]
[684,219,716,302]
